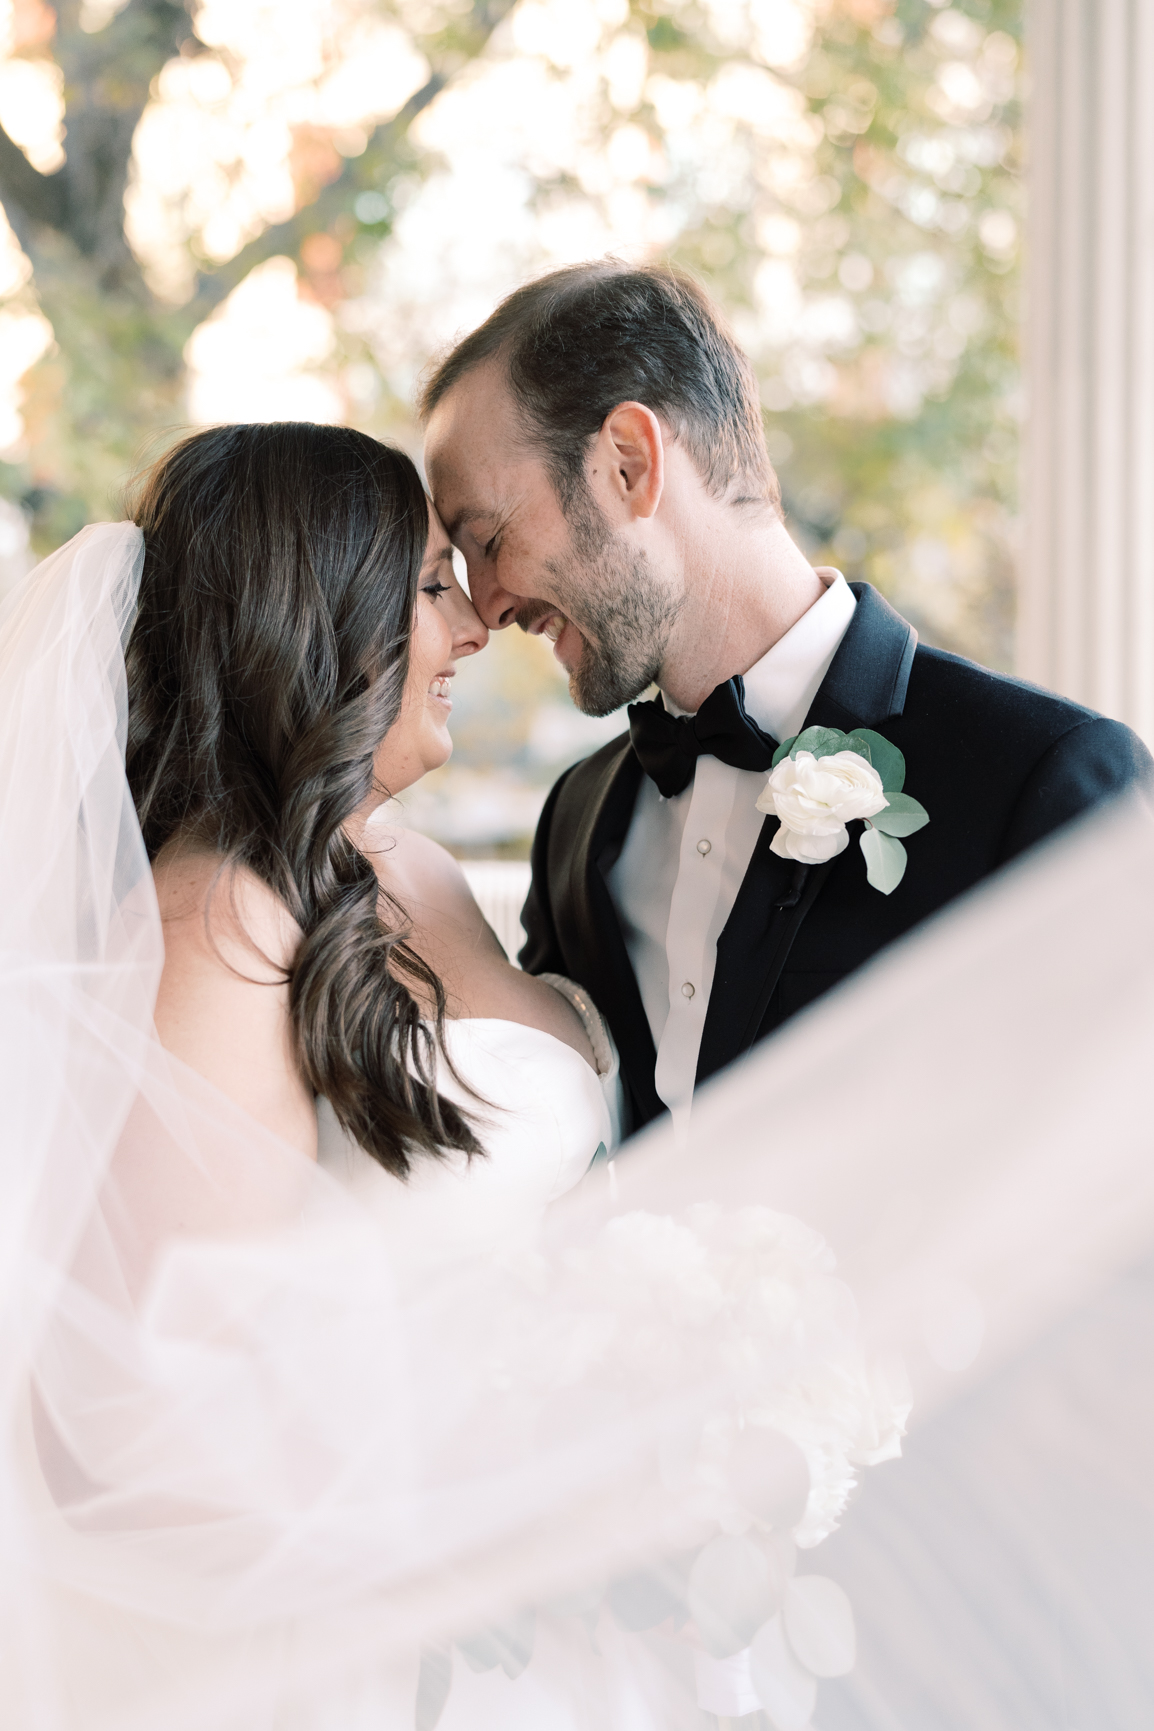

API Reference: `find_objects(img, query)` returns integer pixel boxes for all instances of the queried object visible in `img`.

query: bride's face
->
[372,503,488,796]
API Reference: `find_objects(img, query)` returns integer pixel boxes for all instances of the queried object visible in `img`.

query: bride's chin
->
[421,731,453,774]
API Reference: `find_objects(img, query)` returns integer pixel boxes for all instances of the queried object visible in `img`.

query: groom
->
[423,261,1152,1133]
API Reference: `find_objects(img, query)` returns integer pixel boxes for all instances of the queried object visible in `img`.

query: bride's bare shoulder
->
[371,824,594,1065]
[150,841,315,1156]
[369,825,489,938]
[153,843,302,981]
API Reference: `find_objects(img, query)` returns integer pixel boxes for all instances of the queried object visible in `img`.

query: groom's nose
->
[464,559,523,631]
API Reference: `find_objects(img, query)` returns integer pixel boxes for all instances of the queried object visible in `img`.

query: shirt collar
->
[739,572,856,742]
[662,571,857,742]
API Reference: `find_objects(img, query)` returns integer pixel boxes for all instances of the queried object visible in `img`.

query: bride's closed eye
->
[422,582,451,600]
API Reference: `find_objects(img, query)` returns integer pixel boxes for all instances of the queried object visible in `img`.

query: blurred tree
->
[751,0,1022,669]
[0,0,514,548]
[368,0,1024,852]
[561,0,1023,667]
[0,0,1021,764]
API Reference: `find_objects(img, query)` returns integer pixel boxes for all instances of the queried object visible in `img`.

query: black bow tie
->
[627,677,778,798]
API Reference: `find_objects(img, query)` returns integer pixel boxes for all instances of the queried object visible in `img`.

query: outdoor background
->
[0,0,1022,859]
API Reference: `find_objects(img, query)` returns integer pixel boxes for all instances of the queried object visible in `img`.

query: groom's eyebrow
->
[445,506,490,540]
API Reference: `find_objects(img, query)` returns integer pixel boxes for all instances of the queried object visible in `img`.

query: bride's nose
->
[450,592,488,659]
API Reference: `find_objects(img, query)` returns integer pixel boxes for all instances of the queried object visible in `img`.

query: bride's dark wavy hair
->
[124,421,483,1176]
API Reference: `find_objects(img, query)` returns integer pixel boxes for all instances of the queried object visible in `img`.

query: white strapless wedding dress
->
[311,1019,630,1730]
[11,1018,634,1731]
[316,1018,616,1273]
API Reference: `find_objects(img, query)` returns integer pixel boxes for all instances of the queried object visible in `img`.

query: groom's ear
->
[593,402,665,521]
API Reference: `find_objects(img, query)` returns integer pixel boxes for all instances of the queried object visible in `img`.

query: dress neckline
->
[436,1015,600,1076]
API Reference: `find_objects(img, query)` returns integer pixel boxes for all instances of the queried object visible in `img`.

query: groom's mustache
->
[515,599,583,643]
[514,599,557,633]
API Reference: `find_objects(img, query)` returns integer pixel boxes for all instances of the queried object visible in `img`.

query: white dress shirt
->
[607,572,857,1119]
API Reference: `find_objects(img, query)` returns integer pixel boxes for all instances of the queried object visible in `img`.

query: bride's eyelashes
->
[422,582,451,600]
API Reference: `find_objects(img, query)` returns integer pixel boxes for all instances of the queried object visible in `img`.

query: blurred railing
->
[460,860,533,966]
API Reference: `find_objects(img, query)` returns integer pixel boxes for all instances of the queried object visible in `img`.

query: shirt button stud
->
[696,838,712,855]
[681,982,696,998]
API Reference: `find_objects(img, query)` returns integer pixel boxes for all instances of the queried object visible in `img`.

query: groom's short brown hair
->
[420,260,779,514]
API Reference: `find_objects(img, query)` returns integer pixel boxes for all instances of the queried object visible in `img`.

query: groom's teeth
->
[543,614,567,643]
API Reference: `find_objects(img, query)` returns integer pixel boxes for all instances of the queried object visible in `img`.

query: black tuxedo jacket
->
[519,584,1153,1132]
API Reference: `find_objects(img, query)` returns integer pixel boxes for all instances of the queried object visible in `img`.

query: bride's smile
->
[367,503,487,799]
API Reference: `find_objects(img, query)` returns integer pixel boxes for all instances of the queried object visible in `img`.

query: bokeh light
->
[0,0,1023,853]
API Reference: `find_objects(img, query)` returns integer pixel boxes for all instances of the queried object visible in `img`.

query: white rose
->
[757,750,887,864]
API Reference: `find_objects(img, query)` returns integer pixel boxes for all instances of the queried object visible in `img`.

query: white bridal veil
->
[1,524,1153,1730]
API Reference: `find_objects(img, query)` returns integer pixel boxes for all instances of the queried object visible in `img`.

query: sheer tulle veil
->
[2,523,1153,1729]
[0,523,152,1353]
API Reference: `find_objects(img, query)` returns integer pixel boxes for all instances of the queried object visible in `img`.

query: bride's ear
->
[592,401,665,521]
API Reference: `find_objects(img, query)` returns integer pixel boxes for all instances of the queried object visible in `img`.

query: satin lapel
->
[807,582,918,737]
[550,741,663,1123]
[697,584,918,1083]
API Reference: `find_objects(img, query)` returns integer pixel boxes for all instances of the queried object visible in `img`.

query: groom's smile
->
[423,357,681,715]
[521,601,585,670]
[424,361,581,630]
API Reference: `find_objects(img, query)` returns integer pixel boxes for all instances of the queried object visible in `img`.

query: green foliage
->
[843,727,905,791]
[860,822,907,892]
[629,0,1023,668]
[0,0,1022,808]
[791,725,848,760]
[869,791,929,835]
[771,726,909,797]
[0,0,516,548]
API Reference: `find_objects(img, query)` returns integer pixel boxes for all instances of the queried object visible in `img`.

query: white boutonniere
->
[755,725,930,894]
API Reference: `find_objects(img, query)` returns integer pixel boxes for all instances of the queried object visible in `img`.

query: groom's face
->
[424,361,680,716]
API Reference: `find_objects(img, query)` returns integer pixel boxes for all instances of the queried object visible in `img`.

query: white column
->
[1020,0,1154,745]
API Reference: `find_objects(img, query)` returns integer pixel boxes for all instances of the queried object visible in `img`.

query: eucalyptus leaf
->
[688,1537,778,1659]
[870,792,929,837]
[771,735,798,768]
[839,734,873,765]
[456,1611,536,1680]
[848,728,905,792]
[860,825,907,894]
[791,726,845,761]
[415,1648,453,1731]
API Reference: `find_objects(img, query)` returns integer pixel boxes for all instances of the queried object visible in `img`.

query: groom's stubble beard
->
[525,485,684,718]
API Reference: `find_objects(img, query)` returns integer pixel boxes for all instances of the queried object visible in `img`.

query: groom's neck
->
[657,514,826,713]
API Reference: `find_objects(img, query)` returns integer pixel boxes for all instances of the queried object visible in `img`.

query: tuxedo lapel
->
[697,830,833,1084]
[807,583,918,737]
[549,740,663,1123]
[697,584,918,1084]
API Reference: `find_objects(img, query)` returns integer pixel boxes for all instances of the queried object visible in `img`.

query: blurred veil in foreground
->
[1,523,1152,1731]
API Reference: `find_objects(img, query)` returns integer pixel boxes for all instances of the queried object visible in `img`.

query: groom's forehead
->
[426,358,516,456]
[425,367,547,516]
[438,464,546,546]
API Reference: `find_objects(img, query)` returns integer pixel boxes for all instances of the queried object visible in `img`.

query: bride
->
[131,422,619,1263]
[3,421,905,1731]
[3,420,1154,1731]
